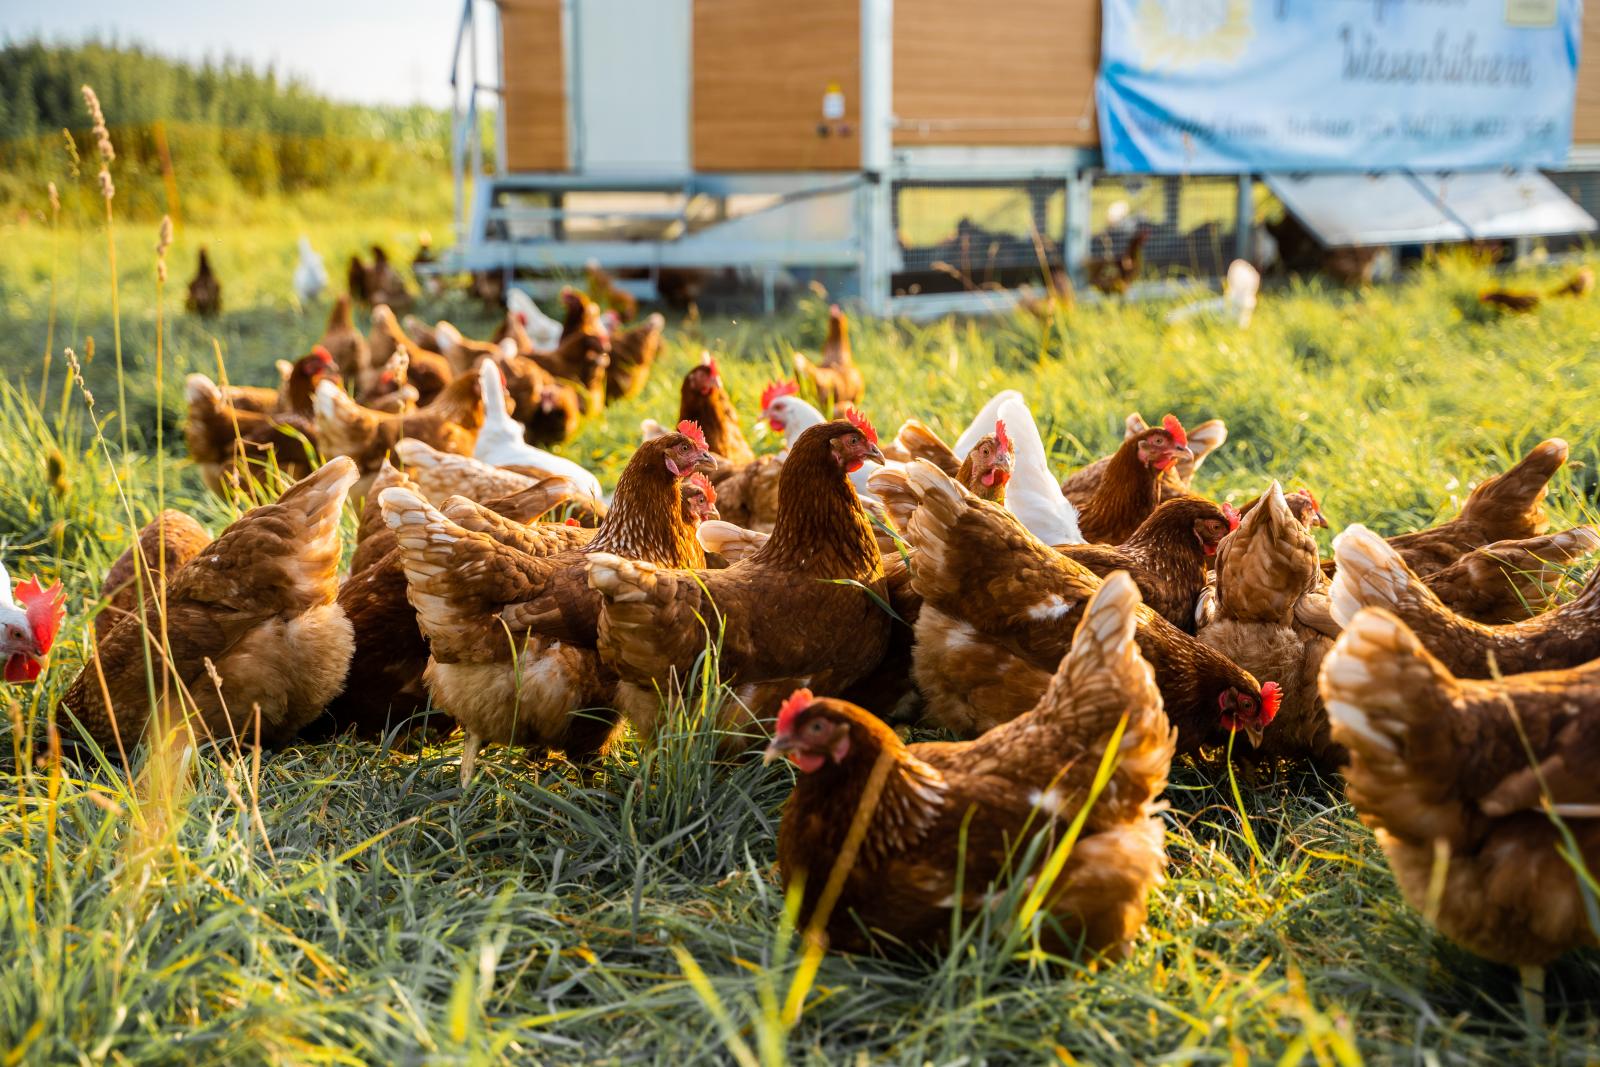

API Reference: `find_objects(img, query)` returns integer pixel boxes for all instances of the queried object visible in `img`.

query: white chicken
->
[506,288,564,350]
[472,360,604,500]
[949,390,1084,546]
[293,236,328,307]
[1164,259,1260,329]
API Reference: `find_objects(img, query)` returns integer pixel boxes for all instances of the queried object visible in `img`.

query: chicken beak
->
[864,443,886,466]
[694,452,718,474]
[762,736,795,766]
[1244,722,1265,749]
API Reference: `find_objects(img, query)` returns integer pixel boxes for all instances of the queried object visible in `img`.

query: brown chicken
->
[1321,606,1600,1015]
[676,353,754,465]
[1058,496,1235,631]
[1477,268,1594,313]
[771,571,1174,957]
[1196,483,1340,768]
[588,419,891,741]
[363,245,412,313]
[318,294,372,383]
[219,348,341,419]
[186,247,222,317]
[585,262,638,322]
[1062,413,1228,508]
[326,464,602,741]
[1073,417,1195,544]
[313,373,491,488]
[382,428,715,782]
[395,438,538,506]
[604,312,665,401]
[792,304,863,406]
[897,460,1272,747]
[62,459,358,751]
[522,370,585,447]
[1329,523,1600,678]
[184,374,320,495]
[1087,226,1148,296]
[368,304,452,405]
[1381,438,1568,578]
[1239,486,1328,530]
[95,510,213,642]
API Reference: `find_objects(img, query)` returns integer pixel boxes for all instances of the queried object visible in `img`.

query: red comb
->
[1222,502,1240,531]
[564,517,581,527]
[993,419,1013,457]
[760,380,799,411]
[842,407,878,445]
[1161,414,1188,449]
[1259,682,1281,725]
[689,472,716,504]
[516,311,529,326]
[15,576,65,655]
[677,419,708,451]
[776,687,815,736]
[1300,487,1321,511]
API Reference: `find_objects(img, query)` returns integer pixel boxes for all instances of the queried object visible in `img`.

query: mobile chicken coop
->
[443,0,1600,314]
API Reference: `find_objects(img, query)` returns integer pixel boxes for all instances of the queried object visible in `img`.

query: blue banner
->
[1096,0,1582,173]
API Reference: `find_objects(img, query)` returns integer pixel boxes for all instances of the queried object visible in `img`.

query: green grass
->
[3,196,1600,1064]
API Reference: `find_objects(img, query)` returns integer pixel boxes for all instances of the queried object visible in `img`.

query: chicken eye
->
[807,720,827,735]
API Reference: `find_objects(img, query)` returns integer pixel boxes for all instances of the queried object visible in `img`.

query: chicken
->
[585,261,638,322]
[186,247,222,317]
[1195,483,1340,768]
[402,314,441,354]
[770,570,1173,956]
[1419,526,1600,623]
[368,304,452,405]
[989,394,1084,545]
[326,462,599,741]
[346,254,368,305]
[1478,268,1595,313]
[1240,486,1328,530]
[1061,412,1227,508]
[382,427,714,781]
[62,459,358,749]
[313,371,490,487]
[896,460,1271,746]
[506,288,564,350]
[293,236,328,306]
[434,321,514,378]
[604,312,665,402]
[184,374,320,495]
[1073,416,1195,544]
[364,245,412,313]
[220,347,340,419]
[527,305,611,414]
[521,372,584,447]
[588,418,891,742]
[1378,438,1568,578]
[1320,606,1600,1013]
[1328,523,1600,678]
[0,556,66,684]
[792,304,864,406]
[319,295,372,383]
[1058,497,1235,631]
[472,361,605,500]
[676,353,754,465]
[1087,225,1148,296]
[355,350,419,415]
[398,438,537,505]
[95,511,212,641]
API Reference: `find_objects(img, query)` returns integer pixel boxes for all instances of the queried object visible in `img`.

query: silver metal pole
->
[859,0,894,316]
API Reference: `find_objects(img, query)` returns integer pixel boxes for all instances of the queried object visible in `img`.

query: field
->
[3,192,1600,1065]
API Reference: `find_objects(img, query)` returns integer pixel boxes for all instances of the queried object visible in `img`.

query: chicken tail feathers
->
[1459,438,1567,536]
[1329,523,1432,627]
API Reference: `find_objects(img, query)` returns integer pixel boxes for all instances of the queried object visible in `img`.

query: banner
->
[1096,0,1582,173]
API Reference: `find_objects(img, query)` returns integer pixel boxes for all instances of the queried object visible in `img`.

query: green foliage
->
[4,198,1600,1061]
[0,41,457,221]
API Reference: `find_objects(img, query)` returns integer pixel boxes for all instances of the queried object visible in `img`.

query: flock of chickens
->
[3,271,1599,1008]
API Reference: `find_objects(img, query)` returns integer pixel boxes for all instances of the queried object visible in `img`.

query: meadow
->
[3,185,1600,1064]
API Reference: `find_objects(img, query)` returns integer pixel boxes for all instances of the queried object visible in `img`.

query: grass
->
[2,185,1600,1063]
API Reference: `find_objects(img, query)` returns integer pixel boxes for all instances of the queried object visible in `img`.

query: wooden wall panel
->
[499,0,567,171]
[1576,11,1600,143]
[893,0,1099,147]
[693,0,861,171]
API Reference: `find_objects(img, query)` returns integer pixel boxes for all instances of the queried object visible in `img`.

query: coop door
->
[571,0,691,173]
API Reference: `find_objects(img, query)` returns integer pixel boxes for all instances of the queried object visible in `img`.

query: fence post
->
[1235,173,1254,265]
[1065,170,1091,288]
[859,0,894,316]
